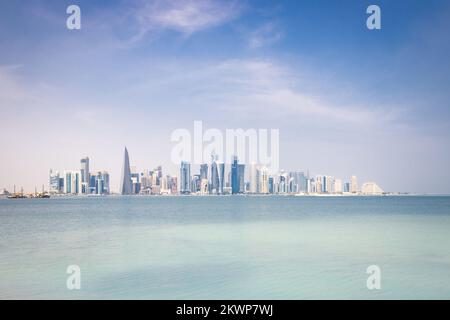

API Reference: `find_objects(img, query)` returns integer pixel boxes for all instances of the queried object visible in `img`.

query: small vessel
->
[31,185,51,198]
[7,186,27,199]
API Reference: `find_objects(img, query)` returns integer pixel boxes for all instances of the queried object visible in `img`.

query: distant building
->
[94,171,110,195]
[344,182,350,193]
[231,156,240,194]
[258,166,270,194]
[170,176,178,194]
[120,147,133,195]
[325,176,334,193]
[200,178,209,195]
[249,163,258,193]
[238,164,245,193]
[350,175,358,193]
[89,175,96,193]
[315,175,323,194]
[334,179,343,193]
[192,174,201,193]
[63,170,81,194]
[49,169,62,193]
[268,176,274,194]
[279,171,288,194]
[131,166,140,194]
[200,164,208,180]
[80,157,90,194]
[180,162,191,194]
[361,182,384,195]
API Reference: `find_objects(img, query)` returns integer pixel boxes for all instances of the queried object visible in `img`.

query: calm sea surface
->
[1,196,450,299]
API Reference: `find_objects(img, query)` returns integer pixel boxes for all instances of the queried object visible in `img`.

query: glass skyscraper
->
[120,147,133,195]
[231,156,239,194]
[80,157,90,194]
[180,161,191,194]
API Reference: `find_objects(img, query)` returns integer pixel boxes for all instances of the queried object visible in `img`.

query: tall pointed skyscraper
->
[120,147,133,195]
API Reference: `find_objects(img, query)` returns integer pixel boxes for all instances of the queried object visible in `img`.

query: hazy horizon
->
[1,0,450,194]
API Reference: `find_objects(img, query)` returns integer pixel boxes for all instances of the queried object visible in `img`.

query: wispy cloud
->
[129,0,242,41]
[247,22,283,48]
[115,57,400,127]
[215,60,397,124]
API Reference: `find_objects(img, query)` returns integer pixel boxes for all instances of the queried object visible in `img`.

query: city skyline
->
[1,1,450,194]
[36,147,386,196]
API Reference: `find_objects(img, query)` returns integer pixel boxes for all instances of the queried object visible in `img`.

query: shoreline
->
[2,193,449,200]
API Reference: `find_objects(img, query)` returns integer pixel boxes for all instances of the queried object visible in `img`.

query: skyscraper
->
[350,175,358,193]
[102,171,110,194]
[200,164,208,180]
[238,164,245,193]
[120,147,133,195]
[231,156,239,194]
[63,170,81,194]
[180,161,191,194]
[249,163,257,193]
[334,179,343,193]
[49,169,61,194]
[217,162,225,194]
[80,157,90,194]
[258,166,269,194]
[209,154,225,194]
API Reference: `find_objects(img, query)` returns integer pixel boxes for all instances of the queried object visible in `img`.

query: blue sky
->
[1,0,450,193]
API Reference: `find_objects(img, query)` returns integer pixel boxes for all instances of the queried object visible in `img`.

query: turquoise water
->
[1,196,450,299]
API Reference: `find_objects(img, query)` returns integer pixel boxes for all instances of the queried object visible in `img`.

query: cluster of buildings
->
[49,157,110,195]
[177,159,381,195]
[48,148,384,196]
[120,148,178,195]
[139,148,382,196]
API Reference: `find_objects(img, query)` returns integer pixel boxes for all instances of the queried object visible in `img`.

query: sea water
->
[0,196,449,299]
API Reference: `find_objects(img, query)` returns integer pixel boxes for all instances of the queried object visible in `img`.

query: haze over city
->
[1,0,450,194]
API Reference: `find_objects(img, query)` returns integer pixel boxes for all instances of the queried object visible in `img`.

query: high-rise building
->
[315,175,323,194]
[231,156,239,194]
[306,178,313,193]
[200,179,209,195]
[279,171,288,194]
[49,169,61,193]
[217,162,225,194]
[350,175,358,193]
[288,172,307,193]
[210,155,225,194]
[80,157,90,194]
[120,147,133,195]
[180,161,191,194]
[63,170,81,194]
[200,164,208,180]
[325,176,334,193]
[170,176,178,194]
[268,176,274,194]
[298,172,307,192]
[131,166,140,194]
[344,182,350,193]
[249,163,258,193]
[334,179,343,193]
[102,171,110,194]
[238,164,245,193]
[192,174,201,193]
[95,171,104,195]
[156,166,163,185]
[258,166,269,194]
[89,175,96,193]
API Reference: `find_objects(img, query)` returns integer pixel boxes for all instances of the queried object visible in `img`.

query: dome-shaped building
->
[361,182,384,195]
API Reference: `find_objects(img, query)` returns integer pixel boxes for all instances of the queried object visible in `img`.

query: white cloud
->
[247,22,283,48]
[130,0,242,41]
[147,58,395,125]
[0,65,28,102]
